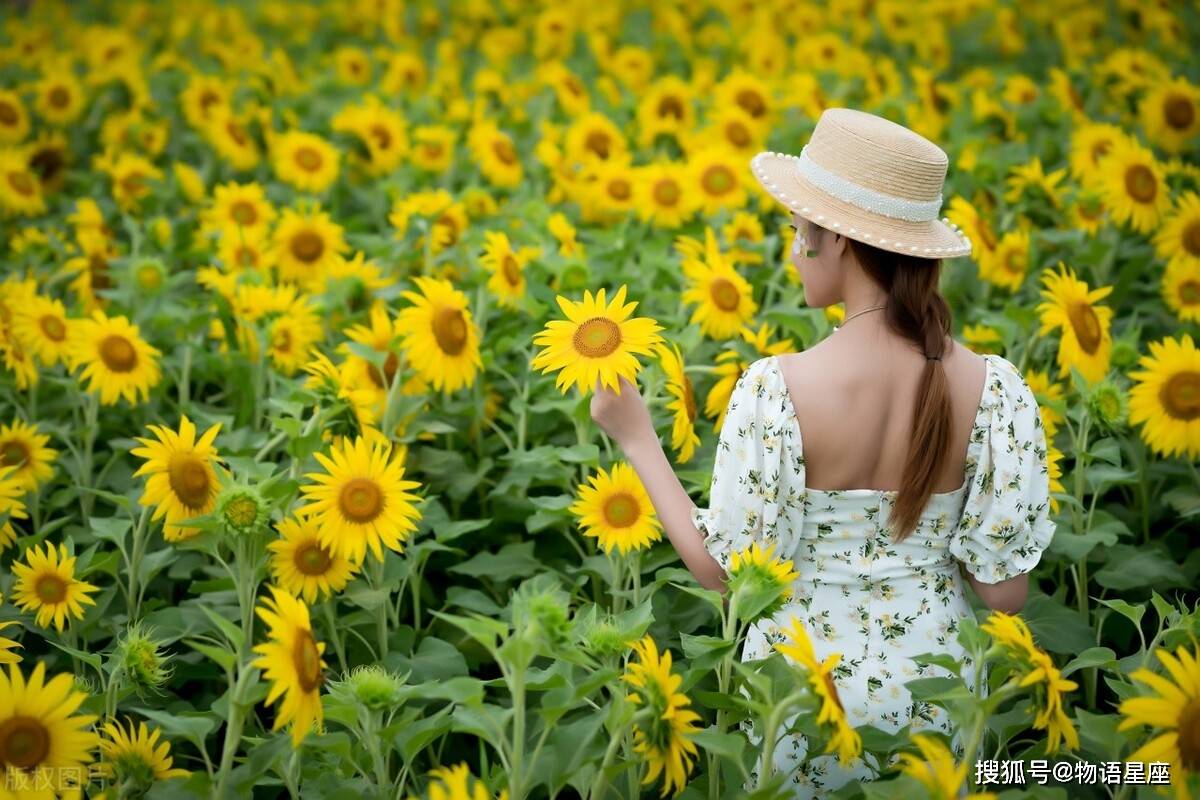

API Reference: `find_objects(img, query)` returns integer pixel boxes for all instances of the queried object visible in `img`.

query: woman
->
[590,108,1056,795]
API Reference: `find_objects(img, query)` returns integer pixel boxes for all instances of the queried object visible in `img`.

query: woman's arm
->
[961,567,1029,614]
[590,375,728,593]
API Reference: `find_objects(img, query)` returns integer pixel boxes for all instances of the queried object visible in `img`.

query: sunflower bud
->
[582,620,629,658]
[344,665,407,711]
[1086,378,1128,431]
[216,484,269,536]
[727,542,801,624]
[117,624,171,694]
[131,258,167,293]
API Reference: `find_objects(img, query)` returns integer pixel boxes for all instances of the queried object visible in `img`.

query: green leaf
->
[184,639,237,672]
[1093,546,1186,591]
[1021,594,1097,654]
[1061,647,1118,677]
[198,604,245,653]
[434,518,492,543]
[46,640,103,673]
[448,541,540,581]
[1097,598,1145,628]
[90,515,132,545]
[130,706,216,751]
[680,633,737,673]
[432,610,508,653]
[690,728,746,760]
[557,443,599,463]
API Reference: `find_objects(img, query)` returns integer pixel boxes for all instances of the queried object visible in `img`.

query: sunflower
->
[272,206,348,288]
[894,734,978,800]
[202,181,276,238]
[394,276,482,394]
[0,149,45,218]
[417,762,508,800]
[569,462,662,555]
[962,323,1002,355]
[564,111,629,167]
[622,636,702,798]
[1128,334,1200,460]
[1036,263,1113,384]
[330,95,408,177]
[480,230,537,308]
[11,542,99,632]
[333,45,371,85]
[581,157,637,220]
[1096,138,1170,234]
[1117,643,1200,792]
[687,147,746,216]
[1046,445,1065,514]
[129,415,223,541]
[202,111,261,171]
[268,516,360,603]
[33,66,86,126]
[0,662,98,794]
[96,718,189,787]
[97,150,162,212]
[272,130,340,194]
[0,621,21,665]
[656,343,700,464]
[705,350,750,433]
[1024,369,1066,439]
[180,74,231,130]
[1139,76,1200,154]
[635,162,696,230]
[774,616,862,763]
[1004,157,1066,209]
[10,294,71,367]
[531,285,664,396]
[0,467,29,550]
[678,228,757,340]
[1155,192,1200,272]
[67,311,162,406]
[945,196,997,275]
[981,228,1030,292]
[26,130,69,194]
[297,435,423,564]
[266,308,323,377]
[252,585,326,746]
[0,420,56,493]
[1068,121,1132,186]
[547,212,583,258]
[467,120,522,188]
[712,69,773,134]
[740,322,795,357]
[0,90,30,145]
[636,76,696,148]
[727,541,801,617]
[1162,261,1200,324]
[409,125,456,172]
[1068,189,1107,235]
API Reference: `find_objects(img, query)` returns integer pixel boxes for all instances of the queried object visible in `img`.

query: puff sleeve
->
[690,357,793,573]
[951,355,1057,584]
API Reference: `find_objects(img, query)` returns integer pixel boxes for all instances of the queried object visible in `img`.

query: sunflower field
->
[0,0,1198,798]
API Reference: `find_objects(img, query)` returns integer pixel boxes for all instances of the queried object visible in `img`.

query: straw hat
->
[750,108,972,259]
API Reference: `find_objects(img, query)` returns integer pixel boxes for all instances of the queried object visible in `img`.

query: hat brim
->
[749,151,972,259]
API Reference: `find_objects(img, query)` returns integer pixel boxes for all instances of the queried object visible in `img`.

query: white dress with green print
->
[691,353,1056,798]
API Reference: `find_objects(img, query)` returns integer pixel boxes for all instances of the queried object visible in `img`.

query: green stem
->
[79,391,99,522]
[127,505,151,620]
[510,666,527,800]
[321,599,348,675]
[372,558,389,659]
[214,666,255,798]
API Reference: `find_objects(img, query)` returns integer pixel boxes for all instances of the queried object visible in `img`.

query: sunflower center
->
[0,103,17,125]
[7,171,35,197]
[30,147,63,181]
[710,278,741,311]
[1067,302,1102,355]
[38,314,66,341]
[652,179,680,207]
[603,492,639,527]
[1123,164,1157,203]
[35,574,67,604]
[1180,280,1200,305]
[1090,140,1111,166]
[99,334,138,372]
[291,629,323,693]
[1161,371,1200,421]
[291,231,324,263]
[47,86,69,109]
[1182,221,1200,258]
[1,441,29,468]
[572,317,621,358]
[226,120,247,146]
[1004,249,1023,274]
[658,96,684,120]
[230,201,257,227]
[168,453,211,509]
[294,147,323,172]
[0,716,50,770]
[1164,95,1195,131]
[682,375,697,421]
[1174,697,1200,771]
[736,89,765,117]
[585,131,611,159]
[701,165,734,196]
[294,541,333,576]
[432,307,468,355]
[368,125,392,150]
[235,246,257,268]
[422,142,443,159]
[726,121,750,148]
[607,179,631,201]
[339,477,384,523]
[367,351,400,389]
[822,672,844,711]
[90,254,112,290]
[502,255,521,286]
[271,326,292,353]
[119,171,147,199]
[493,139,516,165]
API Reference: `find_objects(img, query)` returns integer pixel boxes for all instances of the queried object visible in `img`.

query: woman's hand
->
[590,375,655,447]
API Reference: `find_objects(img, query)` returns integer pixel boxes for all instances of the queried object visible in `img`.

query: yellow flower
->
[468,120,522,188]
[34,65,86,126]
[569,462,662,555]
[297,435,424,564]
[12,542,99,632]
[252,586,327,747]
[1155,191,1200,272]
[1162,260,1200,324]
[96,718,189,786]
[622,636,702,797]
[271,205,347,288]
[97,150,162,212]
[202,181,276,238]
[480,230,537,308]
[411,762,509,800]
[272,130,340,194]
[131,415,223,542]
[0,621,21,665]
[945,196,998,276]
[1024,369,1065,439]
[547,212,583,258]
[1004,157,1066,209]
[1096,138,1170,234]
[656,343,701,464]
[0,148,45,218]
[0,419,56,493]
[705,349,750,434]
[333,46,372,86]
[687,146,746,216]
[331,95,408,177]
[895,733,970,800]
[775,616,862,763]
[0,662,99,793]
[268,516,360,603]
[202,111,261,171]
[1128,334,1200,460]
[729,542,800,597]
[962,324,1002,356]
[67,310,162,406]
[409,125,456,173]
[635,161,696,230]
[1046,445,1065,513]
[0,466,29,550]
[0,90,31,144]
[395,276,483,394]
[1139,76,1200,154]
[678,228,757,340]
[531,285,664,396]
[1117,643,1200,791]
[1036,263,1113,384]
[173,162,206,204]
[1068,121,1132,187]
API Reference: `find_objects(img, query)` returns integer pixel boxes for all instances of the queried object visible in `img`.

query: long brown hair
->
[811,224,953,542]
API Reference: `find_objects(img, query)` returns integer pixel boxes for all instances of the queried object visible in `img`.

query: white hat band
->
[796,145,944,223]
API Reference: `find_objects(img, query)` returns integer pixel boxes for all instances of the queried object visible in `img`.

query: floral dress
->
[691,353,1056,798]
